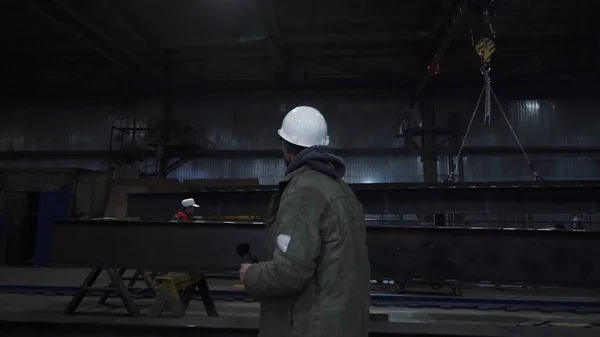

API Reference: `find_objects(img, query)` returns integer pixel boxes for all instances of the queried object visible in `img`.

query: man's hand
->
[239,263,252,284]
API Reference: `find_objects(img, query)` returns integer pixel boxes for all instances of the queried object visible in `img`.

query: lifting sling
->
[445,6,543,182]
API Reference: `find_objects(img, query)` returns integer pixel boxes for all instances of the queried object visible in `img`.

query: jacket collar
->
[278,165,310,191]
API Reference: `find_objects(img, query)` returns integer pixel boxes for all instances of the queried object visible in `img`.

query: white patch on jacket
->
[276,234,292,253]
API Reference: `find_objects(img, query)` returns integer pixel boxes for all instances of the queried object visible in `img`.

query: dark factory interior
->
[1,0,600,336]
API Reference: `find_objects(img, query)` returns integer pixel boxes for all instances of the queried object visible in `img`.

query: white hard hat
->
[277,106,330,147]
[182,198,199,208]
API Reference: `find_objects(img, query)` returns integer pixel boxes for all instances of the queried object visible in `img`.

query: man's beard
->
[284,156,291,167]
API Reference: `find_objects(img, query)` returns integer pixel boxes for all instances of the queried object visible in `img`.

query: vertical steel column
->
[156,59,173,179]
[420,99,438,183]
[420,97,445,227]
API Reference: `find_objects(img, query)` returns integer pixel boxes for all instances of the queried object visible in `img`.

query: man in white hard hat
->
[239,106,370,337]
[171,198,199,222]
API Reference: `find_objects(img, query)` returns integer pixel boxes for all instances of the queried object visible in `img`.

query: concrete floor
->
[1,266,600,327]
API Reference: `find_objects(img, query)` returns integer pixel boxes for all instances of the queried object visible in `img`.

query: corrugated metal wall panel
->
[169,158,284,185]
[171,96,404,149]
[462,155,600,181]
[1,95,599,182]
[0,159,108,171]
[172,98,284,150]
[169,156,422,184]
[344,157,422,183]
[408,154,600,182]
[3,95,597,151]
[5,154,597,183]
[436,94,600,147]
[0,102,113,151]
[0,99,162,152]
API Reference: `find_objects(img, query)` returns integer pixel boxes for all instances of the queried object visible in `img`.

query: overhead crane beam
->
[23,0,164,76]
[412,0,489,105]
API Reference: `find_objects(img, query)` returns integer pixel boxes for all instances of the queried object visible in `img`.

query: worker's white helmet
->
[277,106,330,147]
[182,198,199,208]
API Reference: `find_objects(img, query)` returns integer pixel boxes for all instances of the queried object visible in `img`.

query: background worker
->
[171,198,199,222]
[239,106,371,337]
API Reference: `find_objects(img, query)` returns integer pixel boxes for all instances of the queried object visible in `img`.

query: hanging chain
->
[445,83,542,182]
[490,88,543,181]
[482,67,492,125]
[445,7,543,182]
[483,8,497,39]
[475,12,495,127]
[445,85,486,182]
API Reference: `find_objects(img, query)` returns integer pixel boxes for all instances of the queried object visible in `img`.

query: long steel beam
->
[4,147,600,160]
[126,180,600,219]
[50,220,600,287]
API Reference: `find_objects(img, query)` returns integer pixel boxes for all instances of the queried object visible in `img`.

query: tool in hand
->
[234,242,258,290]
[236,242,258,264]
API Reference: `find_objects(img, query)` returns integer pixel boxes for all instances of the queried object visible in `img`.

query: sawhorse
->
[149,272,218,318]
[64,267,141,316]
[97,268,156,305]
